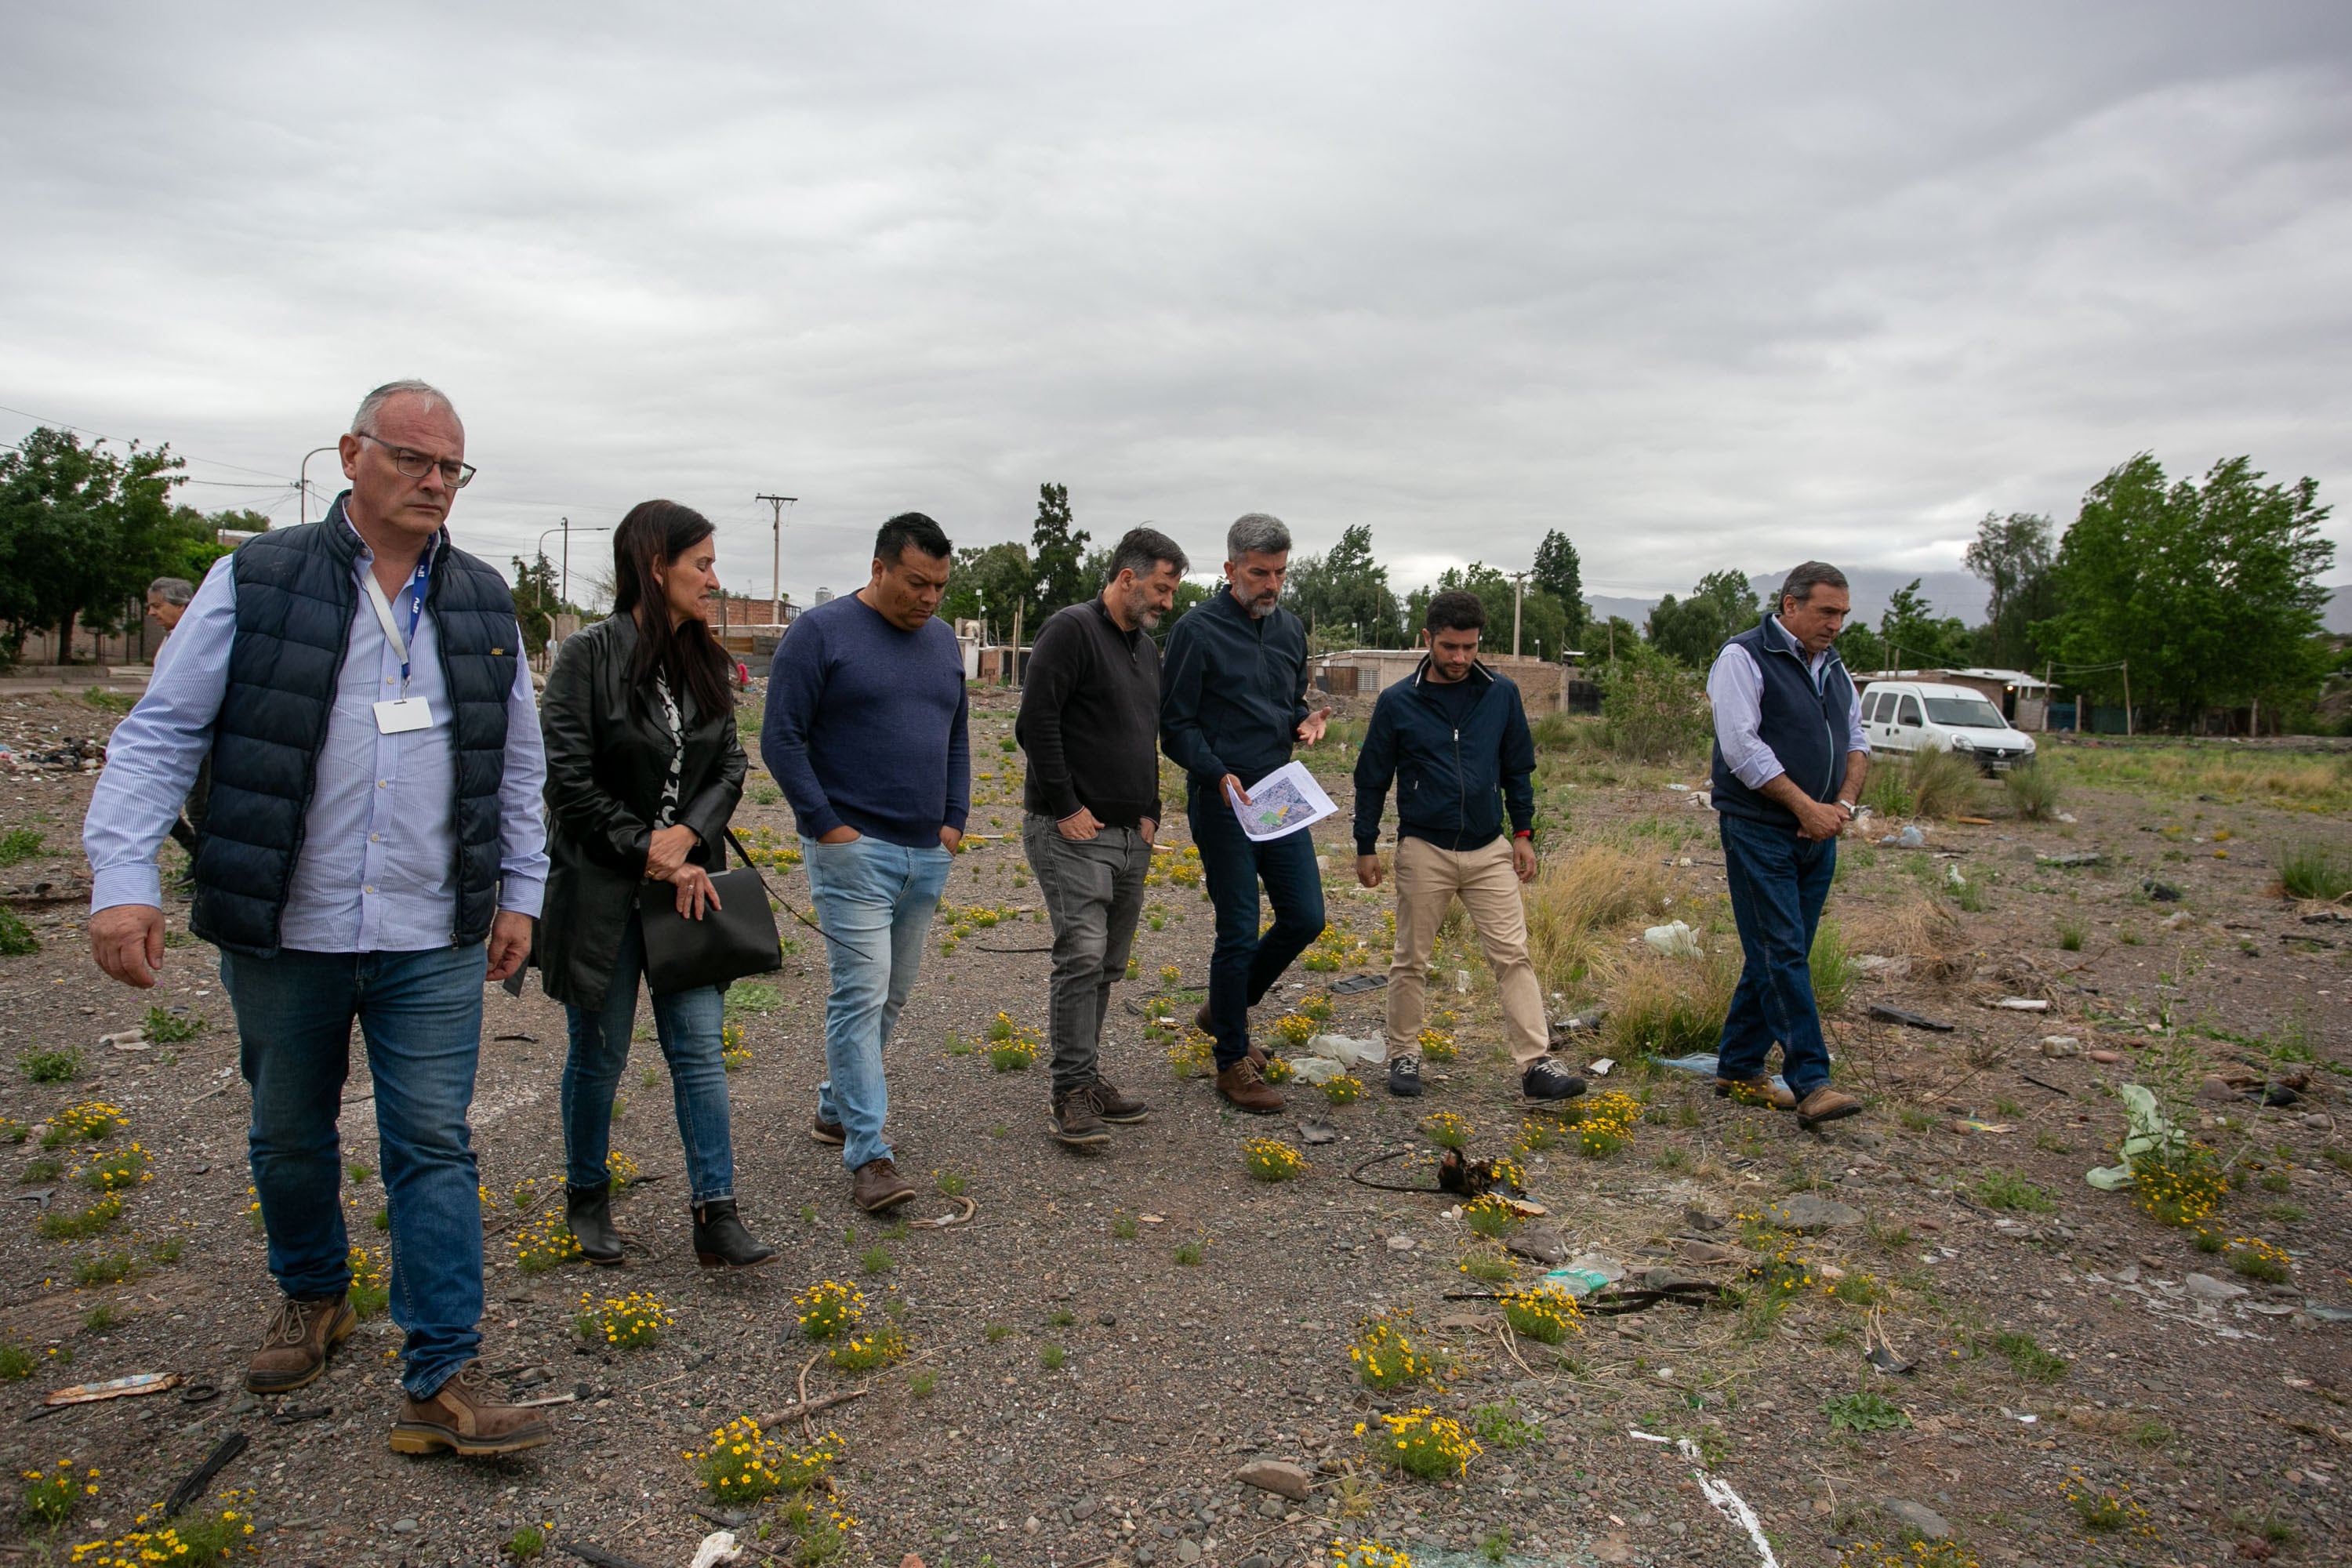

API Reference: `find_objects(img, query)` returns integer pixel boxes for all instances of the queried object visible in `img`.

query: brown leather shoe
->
[1794,1086,1864,1129]
[1214,1060,1285,1115]
[850,1157,916,1212]
[245,1294,358,1395]
[1715,1075,1797,1111]
[810,1114,846,1146]
[388,1361,554,1457]
[1085,1078,1149,1123]
[1193,1003,1267,1069]
[1051,1089,1112,1148]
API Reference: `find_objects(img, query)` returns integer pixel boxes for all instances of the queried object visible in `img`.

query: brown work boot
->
[851,1157,916,1212]
[1715,1074,1797,1111]
[1794,1085,1864,1130]
[245,1294,358,1395]
[1193,1003,1267,1068]
[1084,1078,1149,1123]
[809,1114,845,1146]
[1050,1088,1112,1148]
[1214,1059,1285,1115]
[388,1360,554,1457]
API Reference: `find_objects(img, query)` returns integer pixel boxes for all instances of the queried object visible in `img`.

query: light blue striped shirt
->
[85,511,548,950]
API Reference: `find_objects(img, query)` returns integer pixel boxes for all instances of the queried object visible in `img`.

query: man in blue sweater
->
[1354,591,1579,1102]
[1160,512,1331,1113]
[762,514,970,1210]
[1706,561,1870,1131]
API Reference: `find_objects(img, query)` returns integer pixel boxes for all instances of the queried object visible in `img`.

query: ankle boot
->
[692,1199,777,1269]
[565,1181,625,1266]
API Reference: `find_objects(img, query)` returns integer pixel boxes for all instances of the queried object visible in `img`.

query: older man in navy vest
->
[1706,561,1871,1131]
[85,380,555,1457]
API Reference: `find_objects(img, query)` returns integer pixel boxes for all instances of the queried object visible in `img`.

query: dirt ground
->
[1,680,2348,1568]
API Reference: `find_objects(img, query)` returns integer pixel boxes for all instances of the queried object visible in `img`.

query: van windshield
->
[1923,697,2007,730]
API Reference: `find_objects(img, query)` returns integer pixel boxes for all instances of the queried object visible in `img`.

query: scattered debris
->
[1642,920,1701,957]
[2038,1036,2081,1057]
[2036,851,2102,867]
[163,1432,249,1515]
[2085,1084,2187,1191]
[2140,879,2183,902]
[1766,1195,1863,1233]
[1327,972,1387,995]
[1993,997,2049,1011]
[45,1373,183,1406]
[1868,1004,1955,1033]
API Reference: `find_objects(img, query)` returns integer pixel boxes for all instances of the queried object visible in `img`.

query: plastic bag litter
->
[691,1532,744,1568]
[2085,1083,2188,1191]
[1288,1055,1348,1085]
[1303,1033,1387,1067]
[1878,825,1927,848]
[1541,1253,1627,1297]
[1652,1052,1787,1093]
[1642,920,1701,957]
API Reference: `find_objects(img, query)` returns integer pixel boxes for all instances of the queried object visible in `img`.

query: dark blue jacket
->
[1708,612,1857,833]
[192,497,520,956]
[1352,658,1536,855]
[1159,586,1310,796]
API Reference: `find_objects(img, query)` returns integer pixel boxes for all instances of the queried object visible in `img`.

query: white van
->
[1860,681,2038,770]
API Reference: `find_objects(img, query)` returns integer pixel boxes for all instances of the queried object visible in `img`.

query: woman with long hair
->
[536,500,774,1269]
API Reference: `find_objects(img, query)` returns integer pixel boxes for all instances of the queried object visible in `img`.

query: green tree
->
[1533,529,1589,651]
[1644,568,1759,667]
[509,553,588,657]
[1028,483,1091,616]
[1962,511,2057,670]
[938,541,1033,641]
[1875,579,1970,670]
[1414,562,1570,660]
[0,427,187,662]
[151,506,242,597]
[1284,524,1403,648]
[2038,454,2335,726]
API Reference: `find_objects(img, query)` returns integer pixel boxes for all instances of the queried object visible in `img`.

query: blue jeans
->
[802,834,953,1172]
[1715,812,1838,1098]
[219,943,488,1399]
[561,910,735,1204]
[1187,782,1326,1069]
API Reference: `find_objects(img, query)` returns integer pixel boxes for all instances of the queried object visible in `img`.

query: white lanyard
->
[362,557,431,696]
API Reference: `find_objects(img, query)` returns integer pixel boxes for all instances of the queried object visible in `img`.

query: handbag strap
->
[724,826,874,963]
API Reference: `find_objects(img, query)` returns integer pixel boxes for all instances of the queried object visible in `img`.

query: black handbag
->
[636,829,785,996]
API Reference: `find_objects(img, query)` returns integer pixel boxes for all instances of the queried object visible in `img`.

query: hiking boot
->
[1194,1003,1266,1068]
[809,1114,845,1146]
[850,1157,916,1212]
[1051,1088,1113,1148]
[1715,1074,1797,1111]
[565,1180,624,1266]
[1083,1079,1149,1123]
[1521,1060,1587,1101]
[1386,1054,1423,1098]
[388,1360,554,1457]
[1794,1086,1864,1130]
[245,1294,357,1395]
[692,1199,777,1269]
[1214,1059,1285,1115]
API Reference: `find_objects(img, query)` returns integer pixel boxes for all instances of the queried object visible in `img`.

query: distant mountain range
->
[1583,572,2352,641]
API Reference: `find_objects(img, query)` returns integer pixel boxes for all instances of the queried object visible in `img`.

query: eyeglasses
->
[357,434,476,488]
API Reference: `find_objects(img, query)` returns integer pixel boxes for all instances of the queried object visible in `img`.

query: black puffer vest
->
[191,493,521,956]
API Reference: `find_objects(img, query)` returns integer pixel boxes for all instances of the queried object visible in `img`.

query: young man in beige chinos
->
[1352,591,1584,1102]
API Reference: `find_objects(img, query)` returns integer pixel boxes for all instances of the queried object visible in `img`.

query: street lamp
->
[535,523,609,619]
[296,445,339,525]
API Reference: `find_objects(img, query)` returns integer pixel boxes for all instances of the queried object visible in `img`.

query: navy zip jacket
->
[1352,657,1536,856]
[1159,586,1310,794]
[1708,612,1857,833]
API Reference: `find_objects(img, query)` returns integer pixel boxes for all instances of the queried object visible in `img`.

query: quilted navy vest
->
[1708,613,1855,833]
[190,495,518,956]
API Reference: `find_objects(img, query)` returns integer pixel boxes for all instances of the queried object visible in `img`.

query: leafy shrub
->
[2278,844,2352,901]
[1992,1330,2067,1382]
[1359,1406,1481,1479]
[142,1007,204,1044]
[1975,1170,2056,1214]
[575,1290,672,1350]
[1906,747,1984,819]
[17,1046,82,1083]
[1498,1285,1581,1344]
[0,907,37,957]
[1820,1389,1910,1433]
[0,828,45,866]
[1599,650,1711,764]
[1349,1310,1436,1390]
[793,1281,863,1340]
[1242,1138,1305,1181]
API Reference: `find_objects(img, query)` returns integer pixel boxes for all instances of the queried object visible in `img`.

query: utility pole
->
[1508,570,1530,658]
[559,517,572,609]
[2121,661,2132,737]
[757,495,797,625]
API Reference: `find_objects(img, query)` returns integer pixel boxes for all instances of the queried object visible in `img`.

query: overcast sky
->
[5,2,2350,615]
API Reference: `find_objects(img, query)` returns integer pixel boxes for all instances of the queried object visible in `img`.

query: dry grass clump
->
[1905,748,1985,818]
[1526,847,1674,998]
[2060,746,2352,811]
[1604,949,1739,1058]
[1847,895,1972,982]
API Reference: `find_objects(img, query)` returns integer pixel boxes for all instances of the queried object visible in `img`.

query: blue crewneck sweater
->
[760,595,971,848]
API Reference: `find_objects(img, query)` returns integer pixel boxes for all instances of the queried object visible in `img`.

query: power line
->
[0,401,298,482]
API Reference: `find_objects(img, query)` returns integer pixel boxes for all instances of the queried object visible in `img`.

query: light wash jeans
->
[802,833,953,1171]
[219,942,488,1399]
[561,910,735,1204]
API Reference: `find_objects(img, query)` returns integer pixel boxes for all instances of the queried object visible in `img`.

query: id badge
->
[373,697,432,734]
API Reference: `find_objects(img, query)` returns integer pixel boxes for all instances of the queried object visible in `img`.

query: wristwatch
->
[1832,800,1856,818]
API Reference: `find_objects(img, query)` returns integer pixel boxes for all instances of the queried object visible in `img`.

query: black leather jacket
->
[535,613,746,1009]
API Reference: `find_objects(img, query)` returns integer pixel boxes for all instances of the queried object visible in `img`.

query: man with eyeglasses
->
[84,379,556,1457]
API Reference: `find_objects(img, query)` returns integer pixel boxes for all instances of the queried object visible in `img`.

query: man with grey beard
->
[1159,513,1331,1114]
[1018,527,1190,1147]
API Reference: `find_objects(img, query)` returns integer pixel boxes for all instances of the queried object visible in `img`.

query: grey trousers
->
[1022,814,1152,1095]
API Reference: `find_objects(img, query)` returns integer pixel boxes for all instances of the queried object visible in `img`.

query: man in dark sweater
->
[761,513,971,1211]
[1160,512,1332,1113]
[1353,591,1579,1103]
[1705,561,1870,1131]
[1018,527,1189,1146]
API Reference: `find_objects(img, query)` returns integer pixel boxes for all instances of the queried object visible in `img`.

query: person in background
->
[147,576,194,632]
[1705,561,1870,1131]
[1017,526,1188,1147]
[1353,590,1576,1102]
[1159,512,1331,1114]
[84,379,554,1457]
[537,500,775,1270]
[761,514,968,1211]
